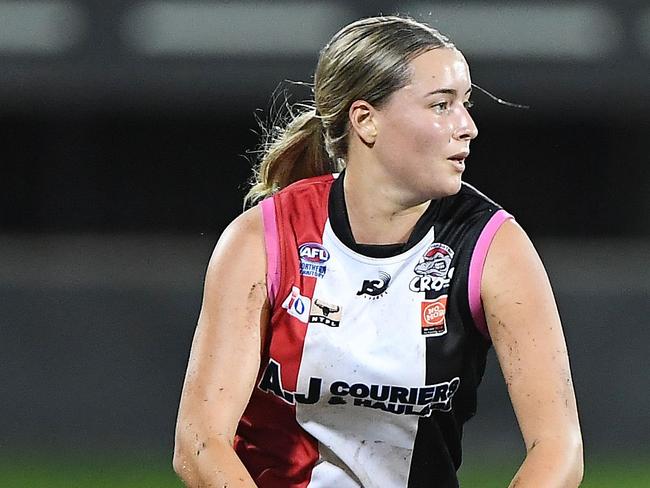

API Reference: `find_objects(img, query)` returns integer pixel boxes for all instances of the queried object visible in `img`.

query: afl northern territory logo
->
[298,242,329,278]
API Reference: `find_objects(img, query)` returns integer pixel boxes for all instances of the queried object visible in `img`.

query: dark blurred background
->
[1,0,649,484]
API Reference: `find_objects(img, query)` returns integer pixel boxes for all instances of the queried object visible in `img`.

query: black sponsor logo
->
[408,268,454,293]
[328,378,460,415]
[356,271,391,299]
[258,359,321,405]
[309,299,342,327]
[258,359,461,416]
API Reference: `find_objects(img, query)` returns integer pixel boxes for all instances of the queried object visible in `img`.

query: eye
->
[463,99,474,110]
[432,101,450,114]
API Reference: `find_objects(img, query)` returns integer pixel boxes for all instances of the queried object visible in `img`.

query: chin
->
[429,177,462,199]
[415,186,460,204]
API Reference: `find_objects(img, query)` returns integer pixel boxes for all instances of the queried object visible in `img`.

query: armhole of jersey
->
[468,209,514,341]
[260,196,280,307]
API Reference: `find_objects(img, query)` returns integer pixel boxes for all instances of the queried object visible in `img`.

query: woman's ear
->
[349,100,377,146]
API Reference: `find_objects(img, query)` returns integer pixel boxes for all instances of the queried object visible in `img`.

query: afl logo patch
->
[421,295,448,336]
[299,242,329,278]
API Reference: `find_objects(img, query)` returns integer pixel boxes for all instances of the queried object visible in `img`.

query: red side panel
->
[235,174,334,488]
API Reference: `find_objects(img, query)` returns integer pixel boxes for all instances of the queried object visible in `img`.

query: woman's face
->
[372,47,478,202]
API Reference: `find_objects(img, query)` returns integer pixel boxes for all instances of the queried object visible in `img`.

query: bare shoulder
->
[211,205,265,260]
[226,204,264,237]
[484,218,539,269]
[481,218,550,300]
[205,205,266,285]
[481,217,559,345]
[200,205,269,339]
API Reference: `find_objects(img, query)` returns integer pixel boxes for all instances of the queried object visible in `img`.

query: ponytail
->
[244,108,342,207]
[246,16,451,207]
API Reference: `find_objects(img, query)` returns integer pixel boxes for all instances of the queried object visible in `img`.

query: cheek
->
[411,120,451,153]
[379,112,452,161]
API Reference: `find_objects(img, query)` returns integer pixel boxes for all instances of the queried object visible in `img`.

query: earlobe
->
[349,101,377,146]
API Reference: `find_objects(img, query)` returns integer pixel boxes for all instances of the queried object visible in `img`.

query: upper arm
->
[175,205,270,450]
[481,219,582,450]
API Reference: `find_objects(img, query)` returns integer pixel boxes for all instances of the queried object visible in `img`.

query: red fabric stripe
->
[236,175,335,488]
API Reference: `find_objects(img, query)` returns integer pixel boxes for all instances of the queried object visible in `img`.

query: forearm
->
[174,437,257,488]
[508,439,583,488]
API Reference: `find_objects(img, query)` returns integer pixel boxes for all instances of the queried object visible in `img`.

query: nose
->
[453,108,478,141]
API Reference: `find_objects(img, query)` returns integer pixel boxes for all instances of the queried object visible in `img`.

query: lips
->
[448,151,469,161]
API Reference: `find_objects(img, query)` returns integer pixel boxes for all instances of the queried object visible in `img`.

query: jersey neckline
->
[327,169,440,259]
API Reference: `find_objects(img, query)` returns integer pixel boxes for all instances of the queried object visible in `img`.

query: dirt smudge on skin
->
[196,441,206,457]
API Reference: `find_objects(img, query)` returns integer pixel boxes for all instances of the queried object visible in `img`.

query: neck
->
[342,165,429,245]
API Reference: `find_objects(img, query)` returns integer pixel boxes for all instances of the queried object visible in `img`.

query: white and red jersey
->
[234,172,512,488]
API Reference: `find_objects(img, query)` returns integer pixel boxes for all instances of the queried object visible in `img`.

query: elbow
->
[527,432,583,487]
[549,432,584,487]
[561,428,584,486]
[572,436,585,487]
[173,434,198,486]
[172,443,190,483]
[172,428,236,486]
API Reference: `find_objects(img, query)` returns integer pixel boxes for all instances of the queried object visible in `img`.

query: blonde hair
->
[245,15,454,205]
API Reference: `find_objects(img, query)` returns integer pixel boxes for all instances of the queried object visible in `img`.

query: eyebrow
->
[425,87,473,97]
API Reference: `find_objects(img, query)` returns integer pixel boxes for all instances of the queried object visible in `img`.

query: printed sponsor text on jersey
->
[258,359,461,415]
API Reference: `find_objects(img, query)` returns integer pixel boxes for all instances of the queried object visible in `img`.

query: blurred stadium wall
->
[1,0,649,472]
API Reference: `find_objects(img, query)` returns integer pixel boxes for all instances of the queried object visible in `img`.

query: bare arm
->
[173,206,269,487]
[482,220,583,487]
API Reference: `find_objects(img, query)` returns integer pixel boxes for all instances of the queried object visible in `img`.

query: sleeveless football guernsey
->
[234,172,512,488]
